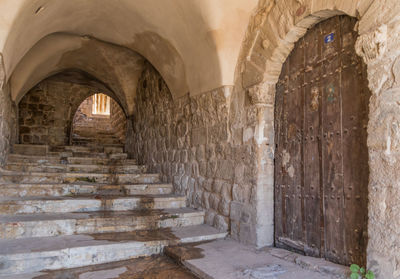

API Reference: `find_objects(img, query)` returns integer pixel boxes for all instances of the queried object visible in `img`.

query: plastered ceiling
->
[0,0,258,112]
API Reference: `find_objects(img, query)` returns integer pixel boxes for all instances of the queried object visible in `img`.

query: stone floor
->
[3,238,352,279]
[166,239,350,279]
[5,255,197,279]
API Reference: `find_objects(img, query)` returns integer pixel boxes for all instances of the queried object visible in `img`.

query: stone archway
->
[240,1,395,274]
[70,93,127,146]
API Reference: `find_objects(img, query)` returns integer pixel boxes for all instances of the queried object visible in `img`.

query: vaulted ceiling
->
[0,0,258,113]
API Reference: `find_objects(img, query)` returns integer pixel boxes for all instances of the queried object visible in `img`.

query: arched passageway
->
[2,0,400,277]
[71,94,127,146]
[17,71,127,148]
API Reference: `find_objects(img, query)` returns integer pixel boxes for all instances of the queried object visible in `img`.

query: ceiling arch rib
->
[41,70,128,116]
[10,33,146,114]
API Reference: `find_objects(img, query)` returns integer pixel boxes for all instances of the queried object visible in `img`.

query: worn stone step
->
[7,154,63,164]
[0,208,205,239]
[0,171,160,184]
[0,183,174,197]
[4,162,146,174]
[0,225,227,275]
[7,154,135,165]
[72,136,122,142]
[51,145,124,154]
[67,156,136,165]
[72,137,123,145]
[14,255,197,279]
[12,144,49,156]
[0,194,186,214]
[29,151,127,160]
[12,145,127,158]
[66,152,127,159]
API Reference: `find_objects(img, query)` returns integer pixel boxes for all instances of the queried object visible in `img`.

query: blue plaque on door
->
[324,33,334,43]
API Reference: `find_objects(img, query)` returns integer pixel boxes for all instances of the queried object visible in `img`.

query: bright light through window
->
[92,93,110,115]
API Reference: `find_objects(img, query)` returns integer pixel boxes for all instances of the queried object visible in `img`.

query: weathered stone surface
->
[0,91,16,167]
[355,24,388,64]
[0,55,16,167]
[132,63,258,244]
[167,239,343,279]
[19,81,92,146]
[0,142,227,276]
[18,79,127,147]
[0,208,205,239]
[72,96,126,146]
[29,255,198,279]
[0,225,226,275]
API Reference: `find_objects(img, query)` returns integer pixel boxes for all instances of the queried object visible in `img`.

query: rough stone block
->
[239,223,257,245]
[199,160,207,177]
[230,201,244,222]
[212,179,224,194]
[208,124,228,144]
[234,164,245,184]
[191,128,207,146]
[218,200,231,217]
[214,215,229,232]
[202,191,211,209]
[209,193,221,211]
[203,178,213,192]
[205,210,216,226]
[232,184,252,204]
[221,182,232,201]
[196,145,205,160]
[243,127,254,142]
[216,160,235,180]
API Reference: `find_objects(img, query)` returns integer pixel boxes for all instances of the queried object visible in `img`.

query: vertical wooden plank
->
[340,16,369,266]
[276,37,305,249]
[288,40,305,244]
[274,61,288,244]
[283,53,296,244]
[275,58,291,245]
[320,16,346,264]
[303,22,323,257]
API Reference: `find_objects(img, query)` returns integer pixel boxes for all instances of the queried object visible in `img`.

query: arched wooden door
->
[274,15,370,266]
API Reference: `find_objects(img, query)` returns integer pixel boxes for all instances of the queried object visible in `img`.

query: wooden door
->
[274,15,370,266]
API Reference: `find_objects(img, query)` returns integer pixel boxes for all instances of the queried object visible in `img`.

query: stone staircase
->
[0,144,226,276]
[72,126,124,146]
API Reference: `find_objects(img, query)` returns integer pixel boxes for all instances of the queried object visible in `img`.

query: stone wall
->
[357,2,400,277]
[0,87,16,166]
[18,80,96,146]
[0,55,16,166]
[235,0,400,277]
[133,63,261,244]
[110,100,126,142]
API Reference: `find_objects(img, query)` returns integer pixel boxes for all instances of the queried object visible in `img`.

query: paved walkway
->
[166,239,349,279]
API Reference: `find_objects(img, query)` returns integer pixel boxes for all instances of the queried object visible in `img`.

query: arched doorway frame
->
[241,0,390,274]
[69,92,128,145]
